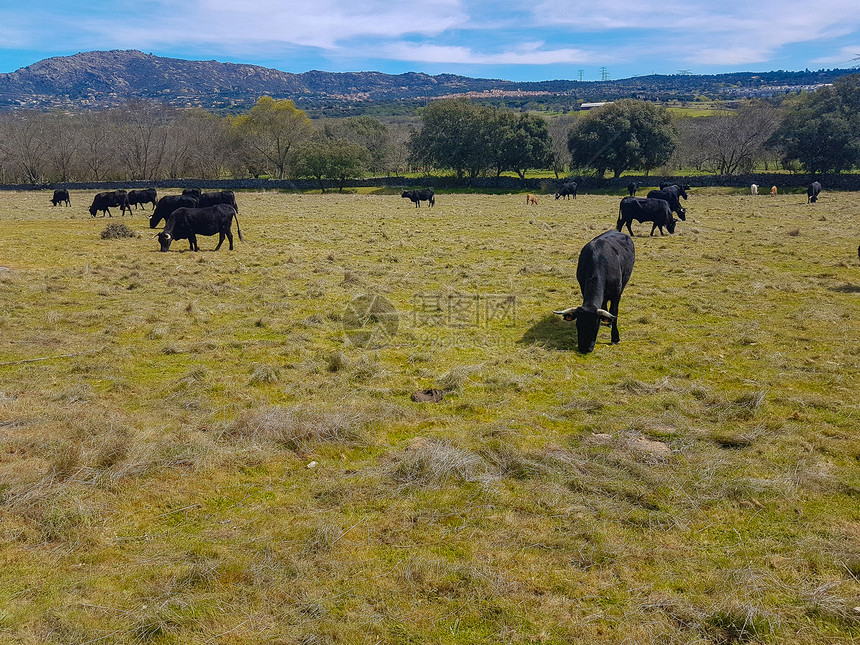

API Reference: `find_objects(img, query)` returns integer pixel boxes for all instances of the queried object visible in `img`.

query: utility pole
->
[600,67,609,81]
[578,69,584,82]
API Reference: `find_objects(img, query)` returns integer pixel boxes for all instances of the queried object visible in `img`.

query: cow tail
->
[233,212,244,242]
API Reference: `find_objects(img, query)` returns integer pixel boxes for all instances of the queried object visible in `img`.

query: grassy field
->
[0,187,858,644]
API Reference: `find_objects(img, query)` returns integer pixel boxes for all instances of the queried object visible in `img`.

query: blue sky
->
[1,0,858,81]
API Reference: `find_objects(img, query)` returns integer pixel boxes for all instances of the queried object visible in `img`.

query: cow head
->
[553,306,616,354]
[157,232,173,252]
[667,217,677,234]
[88,205,98,217]
[676,207,686,221]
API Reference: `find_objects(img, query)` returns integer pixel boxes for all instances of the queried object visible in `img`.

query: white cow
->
[750,184,758,195]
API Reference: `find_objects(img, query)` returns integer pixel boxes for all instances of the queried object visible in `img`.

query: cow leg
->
[625,220,634,236]
[609,301,621,344]
[226,231,234,250]
[650,222,657,236]
[215,232,226,251]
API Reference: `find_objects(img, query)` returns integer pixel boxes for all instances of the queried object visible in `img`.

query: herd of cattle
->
[553,179,830,352]
[50,179,835,352]
[51,187,244,252]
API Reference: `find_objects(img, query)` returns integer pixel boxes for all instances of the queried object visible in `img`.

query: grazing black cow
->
[196,190,239,212]
[89,190,131,217]
[149,195,199,228]
[401,189,435,207]
[553,230,635,354]
[660,182,690,199]
[182,188,202,199]
[157,204,243,252]
[646,189,686,221]
[51,189,70,207]
[617,197,677,236]
[128,188,157,210]
[627,181,639,197]
[807,181,822,203]
[555,182,577,200]
[660,184,689,203]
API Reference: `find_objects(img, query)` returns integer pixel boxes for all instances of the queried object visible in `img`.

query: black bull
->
[401,189,435,207]
[158,204,243,252]
[617,197,677,236]
[89,190,131,217]
[553,230,635,354]
[646,189,686,220]
[150,195,199,228]
[128,188,158,210]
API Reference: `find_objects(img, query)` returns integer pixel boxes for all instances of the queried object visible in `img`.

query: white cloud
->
[3,0,860,75]
[530,0,690,30]
[187,0,468,49]
[811,45,860,67]
[531,0,860,66]
[383,42,599,65]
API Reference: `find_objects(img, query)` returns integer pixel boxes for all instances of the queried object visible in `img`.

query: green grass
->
[0,188,858,643]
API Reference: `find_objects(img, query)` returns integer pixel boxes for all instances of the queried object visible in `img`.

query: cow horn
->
[553,307,577,315]
[163,233,172,241]
[596,308,616,320]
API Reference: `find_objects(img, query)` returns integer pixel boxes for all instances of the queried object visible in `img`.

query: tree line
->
[0,74,857,186]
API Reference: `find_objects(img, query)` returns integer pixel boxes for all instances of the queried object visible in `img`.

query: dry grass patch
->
[223,404,373,450]
[388,437,493,488]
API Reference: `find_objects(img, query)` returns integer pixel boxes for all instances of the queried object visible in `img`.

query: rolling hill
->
[0,49,855,113]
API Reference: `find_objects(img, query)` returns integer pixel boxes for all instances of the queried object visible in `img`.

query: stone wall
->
[2,173,858,193]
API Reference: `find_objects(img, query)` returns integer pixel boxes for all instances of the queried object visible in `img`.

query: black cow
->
[149,195,199,228]
[553,230,635,354]
[660,182,690,199]
[401,189,435,207]
[627,181,638,197]
[555,182,577,200]
[807,181,822,203]
[647,189,686,221]
[157,204,243,252]
[196,190,239,212]
[182,188,202,199]
[51,189,70,207]
[617,197,677,236]
[89,190,131,217]
[128,188,158,210]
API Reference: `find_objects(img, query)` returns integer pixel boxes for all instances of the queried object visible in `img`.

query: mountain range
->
[0,49,856,113]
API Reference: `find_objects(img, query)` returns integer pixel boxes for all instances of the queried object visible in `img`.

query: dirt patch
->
[627,436,671,457]
[411,389,446,403]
